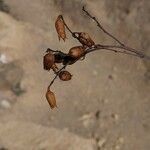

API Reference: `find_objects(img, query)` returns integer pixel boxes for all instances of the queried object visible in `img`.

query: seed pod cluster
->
[59,70,72,81]
[73,32,95,47]
[55,15,66,41]
[46,89,57,109]
[44,15,96,109]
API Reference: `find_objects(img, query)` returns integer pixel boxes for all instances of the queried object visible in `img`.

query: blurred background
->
[0,0,149,149]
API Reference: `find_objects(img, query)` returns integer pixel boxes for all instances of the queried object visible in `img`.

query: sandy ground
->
[0,0,149,150]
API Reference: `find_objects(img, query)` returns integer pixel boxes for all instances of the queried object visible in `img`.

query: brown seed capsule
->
[73,32,95,47]
[59,70,72,81]
[55,15,66,41]
[46,90,57,109]
[43,52,55,71]
[68,46,85,59]
[54,53,64,63]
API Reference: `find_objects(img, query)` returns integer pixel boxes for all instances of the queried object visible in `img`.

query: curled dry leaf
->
[43,52,55,71]
[68,46,85,59]
[59,70,72,81]
[74,32,95,47]
[46,90,57,109]
[55,15,66,41]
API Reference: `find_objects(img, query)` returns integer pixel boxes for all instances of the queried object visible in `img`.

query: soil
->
[0,0,149,150]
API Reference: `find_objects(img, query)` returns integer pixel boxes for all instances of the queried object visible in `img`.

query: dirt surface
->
[0,0,150,150]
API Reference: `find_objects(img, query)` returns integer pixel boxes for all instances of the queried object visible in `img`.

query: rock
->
[0,54,8,64]
[0,121,96,150]
[0,62,24,95]
[78,113,96,129]
[0,99,11,109]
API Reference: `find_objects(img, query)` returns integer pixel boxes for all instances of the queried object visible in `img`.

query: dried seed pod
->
[43,52,55,71]
[54,53,64,63]
[46,89,57,109]
[62,55,76,65]
[73,32,95,47]
[68,46,85,59]
[59,70,72,81]
[55,15,66,41]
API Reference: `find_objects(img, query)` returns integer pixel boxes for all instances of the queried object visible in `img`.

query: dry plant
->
[43,6,150,109]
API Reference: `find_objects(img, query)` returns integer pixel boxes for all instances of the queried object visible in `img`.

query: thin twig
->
[60,16,79,40]
[102,45,150,59]
[82,6,125,46]
[47,64,68,90]
[60,16,73,34]
[82,6,150,60]
[85,46,140,58]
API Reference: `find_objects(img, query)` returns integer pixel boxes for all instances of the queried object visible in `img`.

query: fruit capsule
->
[59,70,72,81]
[73,32,95,47]
[46,90,57,109]
[43,52,55,71]
[68,46,85,59]
[55,15,66,41]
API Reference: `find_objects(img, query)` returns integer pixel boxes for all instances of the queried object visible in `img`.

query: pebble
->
[0,99,11,109]
[0,54,8,64]
[98,138,106,148]
[78,113,93,121]
[79,113,95,128]
[111,113,119,121]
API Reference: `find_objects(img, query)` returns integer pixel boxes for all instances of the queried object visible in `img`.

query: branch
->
[85,45,142,58]
[47,64,68,90]
[95,44,150,59]
[60,16,79,40]
[82,6,150,60]
[82,6,125,46]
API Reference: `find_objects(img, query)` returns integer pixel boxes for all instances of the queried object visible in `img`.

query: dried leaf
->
[68,46,85,59]
[55,15,66,41]
[59,70,72,81]
[46,90,57,109]
[43,52,55,71]
[74,32,95,47]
